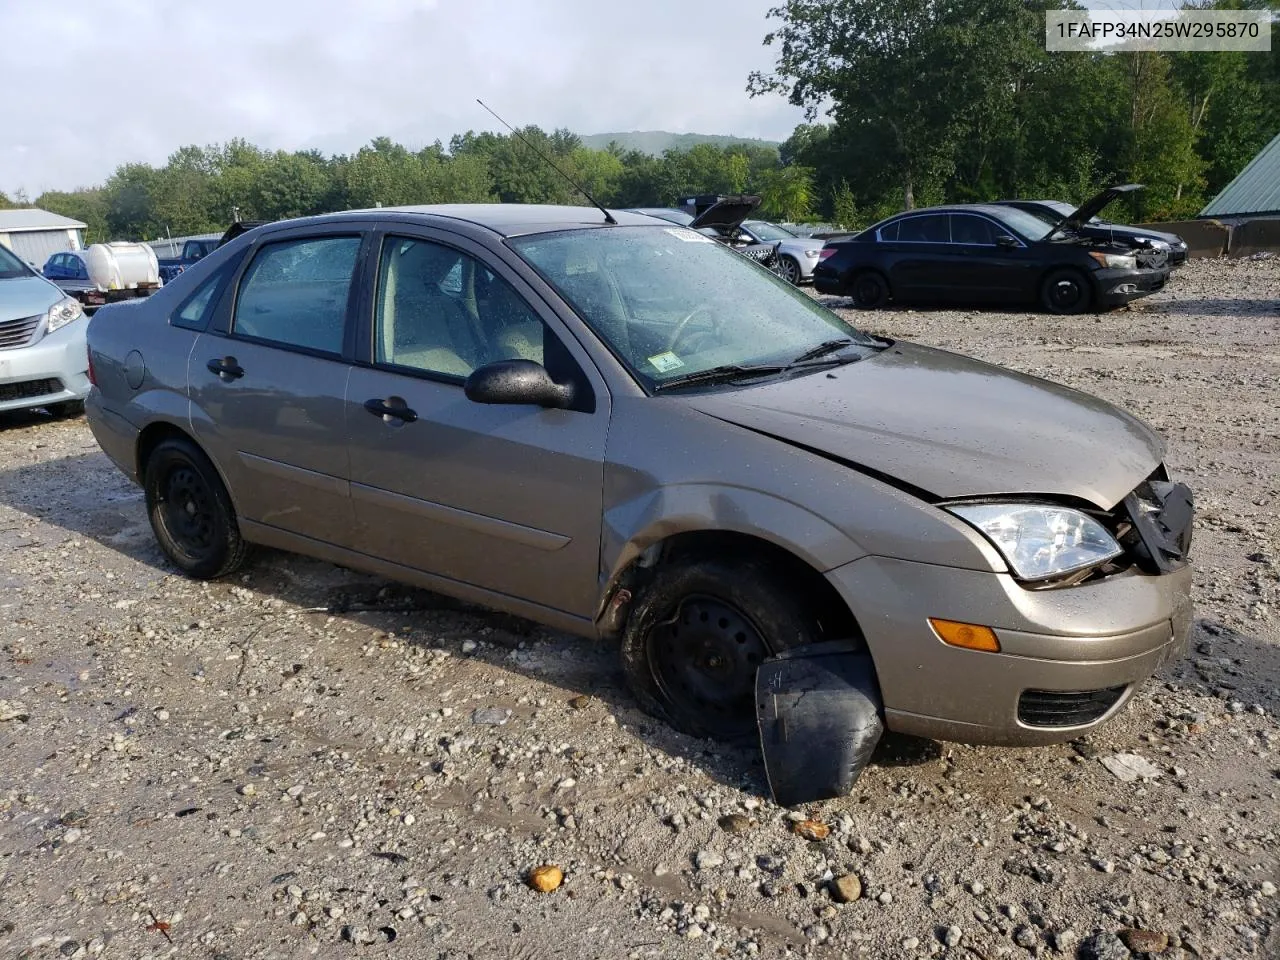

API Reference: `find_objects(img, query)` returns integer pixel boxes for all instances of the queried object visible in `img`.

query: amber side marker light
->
[929,618,1001,653]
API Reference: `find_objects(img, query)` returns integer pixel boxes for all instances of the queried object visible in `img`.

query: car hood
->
[689,195,761,232]
[777,238,820,258]
[0,273,62,322]
[1050,184,1142,236]
[686,342,1163,509]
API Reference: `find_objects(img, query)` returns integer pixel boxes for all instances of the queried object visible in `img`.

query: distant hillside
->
[581,131,780,155]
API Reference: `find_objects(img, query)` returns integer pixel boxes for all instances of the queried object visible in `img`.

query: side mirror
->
[464,359,574,409]
[995,235,1018,248]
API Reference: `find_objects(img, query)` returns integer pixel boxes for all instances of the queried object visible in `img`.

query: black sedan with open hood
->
[814,186,1171,314]
[993,186,1188,267]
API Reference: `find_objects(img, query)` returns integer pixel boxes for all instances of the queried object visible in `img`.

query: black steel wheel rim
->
[647,595,771,738]
[855,277,882,304]
[159,464,218,557]
[1048,277,1084,311]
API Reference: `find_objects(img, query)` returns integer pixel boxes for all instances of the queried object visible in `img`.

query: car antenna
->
[476,99,617,225]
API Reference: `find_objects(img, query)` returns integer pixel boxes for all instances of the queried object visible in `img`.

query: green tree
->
[750,0,1041,209]
[758,165,815,221]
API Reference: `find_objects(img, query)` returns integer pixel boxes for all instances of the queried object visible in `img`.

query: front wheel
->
[144,438,248,579]
[1040,269,1092,315]
[620,559,823,741]
[777,256,802,286]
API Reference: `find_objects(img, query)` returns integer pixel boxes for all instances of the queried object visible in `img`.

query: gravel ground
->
[1,258,1277,960]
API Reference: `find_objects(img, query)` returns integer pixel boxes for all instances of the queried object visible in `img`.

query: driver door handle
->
[206,357,245,380]
[364,397,418,424]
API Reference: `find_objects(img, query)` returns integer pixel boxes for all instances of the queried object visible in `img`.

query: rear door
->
[344,227,610,619]
[189,226,369,547]
[881,214,953,299]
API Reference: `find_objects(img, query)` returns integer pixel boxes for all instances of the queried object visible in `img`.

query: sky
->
[0,0,809,196]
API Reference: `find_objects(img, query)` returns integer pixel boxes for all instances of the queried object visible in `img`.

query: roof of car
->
[320,203,668,238]
[880,204,1027,221]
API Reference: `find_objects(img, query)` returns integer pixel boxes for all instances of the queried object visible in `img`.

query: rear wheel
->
[848,271,890,309]
[144,438,248,579]
[777,256,802,286]
[1040,268,1092,315]
[620,558,823,741]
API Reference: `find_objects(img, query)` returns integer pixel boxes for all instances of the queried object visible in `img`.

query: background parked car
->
[992,193,1189,266]
[815,188,1172,314]
[42,242,162,311]
[736,220,825,284]
[625,198,783,272]
[0,243,90,417]
[157,237,221,283]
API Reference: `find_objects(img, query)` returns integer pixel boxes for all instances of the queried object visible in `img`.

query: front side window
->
[374,236,549,379]
[233,236,360,354]
[949,214,998,246]
[510,226,879,390]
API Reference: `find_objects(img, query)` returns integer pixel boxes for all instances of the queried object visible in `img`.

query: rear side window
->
[232,236,360,354]
[171,252,246,331]
[897,215,949,243]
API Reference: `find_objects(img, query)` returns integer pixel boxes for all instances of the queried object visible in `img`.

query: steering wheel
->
[666,303,721,352]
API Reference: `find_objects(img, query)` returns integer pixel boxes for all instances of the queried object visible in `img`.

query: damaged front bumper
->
[756,643,884,807]
[1094,265,1170,307]
[824,557,1193,747]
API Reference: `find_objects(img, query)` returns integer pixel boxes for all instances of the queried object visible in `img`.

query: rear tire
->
[1039,268,1092,315]
[620,558,823,741]
[848,271,890,309]
[144,438,248,580]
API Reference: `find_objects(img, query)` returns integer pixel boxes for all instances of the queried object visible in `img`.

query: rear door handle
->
[206,357,245,380]
[364,397,418,424]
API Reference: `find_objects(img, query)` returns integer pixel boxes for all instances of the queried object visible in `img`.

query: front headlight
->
[804,249,822,258]
[1089,251,1137,270]
[947,503,1122,581]
[45,296,84,333]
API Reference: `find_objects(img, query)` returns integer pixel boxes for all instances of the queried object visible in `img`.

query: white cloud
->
[0,0,805,194]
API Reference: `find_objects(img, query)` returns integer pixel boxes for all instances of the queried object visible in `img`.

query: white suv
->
[0,244,89,417]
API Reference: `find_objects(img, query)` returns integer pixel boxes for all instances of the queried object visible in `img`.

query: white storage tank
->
[84,242,161,292]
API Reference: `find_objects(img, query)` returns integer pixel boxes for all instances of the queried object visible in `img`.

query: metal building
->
[0,209,87,266]
[1200,131,1280,220]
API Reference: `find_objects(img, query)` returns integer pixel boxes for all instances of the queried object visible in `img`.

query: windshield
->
[745,221,796,241]
[992,207,1056,242]
[0,245,33,280]
[509,225,877,390]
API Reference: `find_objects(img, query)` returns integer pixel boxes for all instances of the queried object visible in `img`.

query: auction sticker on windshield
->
[664,228,714,243]
[647,351,685,373]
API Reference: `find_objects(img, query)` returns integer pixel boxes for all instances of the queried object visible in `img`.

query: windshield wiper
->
[789,338,855,364]
[652,363,789,393]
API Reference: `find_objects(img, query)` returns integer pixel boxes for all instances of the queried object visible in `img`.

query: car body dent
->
[598,393,1009,592]
[683,342,1163,510]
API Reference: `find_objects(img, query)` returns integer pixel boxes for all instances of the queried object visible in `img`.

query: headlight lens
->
[947,503,1122,581]
[1089,251,1137,270]
[45,296,84,333]
[804,249,822,258]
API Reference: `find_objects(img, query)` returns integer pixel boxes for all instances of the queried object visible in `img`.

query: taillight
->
[819,248,837,260]
[87,347,96,386]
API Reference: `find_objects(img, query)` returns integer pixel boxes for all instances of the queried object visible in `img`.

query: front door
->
[344,231,610,619]
[189,228,366,547]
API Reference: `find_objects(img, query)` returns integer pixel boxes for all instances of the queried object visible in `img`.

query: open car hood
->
[688,195,761,232]
[1049,184,1142,237]
[686,342,1164,510]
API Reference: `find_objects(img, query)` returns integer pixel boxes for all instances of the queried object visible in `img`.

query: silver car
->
[0,243,90,416]
[736,220,825,285]
[83,205,1193,804]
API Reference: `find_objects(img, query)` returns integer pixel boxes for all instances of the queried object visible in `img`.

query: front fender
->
[601,481,867,587]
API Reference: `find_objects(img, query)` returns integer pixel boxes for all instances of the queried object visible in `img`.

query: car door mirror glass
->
[464,359,573,409]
